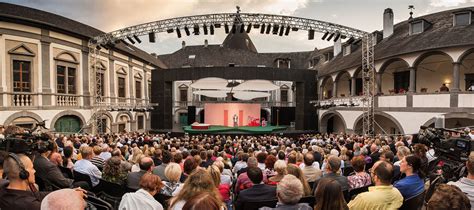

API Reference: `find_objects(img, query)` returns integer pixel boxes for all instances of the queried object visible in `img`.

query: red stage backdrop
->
[204,103,261,126]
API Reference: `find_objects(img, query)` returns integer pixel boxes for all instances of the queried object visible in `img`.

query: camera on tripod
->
[418,126,473,162]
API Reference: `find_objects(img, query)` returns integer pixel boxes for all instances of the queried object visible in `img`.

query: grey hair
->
[41,189,85,210]
[277,174,303,205]
[247,157,258,167]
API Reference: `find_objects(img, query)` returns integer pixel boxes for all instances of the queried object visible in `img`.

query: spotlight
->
[210,25,214,35]
[127,36,135,44]
[308,29,315,40]
[166,29,174,33]
[246,23,252,33]
[203,24,208,35]
[265,24,271,34]
[291,27,299,31]
[184,26,190,36]
[341,35,347,39]
[240,24,245,33]
[333,33,341,42]
[133,35,141,43]
[176,28,182,38]
[214,23,221,28]
[253,24,260,28]
[346,37,355,44]
[279,26,284,36]
[224,24,229,33]
[321,31,329,40]
[113,39,121,44]
[231,24,236,33]
[193,25,200,35]
[260,24,266,34]
[285,26,290,36]
[272,24,279,34]
[96,45,102,50]
[148,32,155,43]
[326,32,334,41]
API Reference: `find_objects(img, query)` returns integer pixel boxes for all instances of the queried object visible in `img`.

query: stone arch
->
[378,58,411,74]
[320,76,334,99]
[54,51,79,64]
[3,111,43,126]
[422,112,474,128]
[50,110,86,129]
[115,111,133,123]
[457,48,474,63]
[174,108,188,125]
[413,51,454,68]
[319,110,347,134]
[334,70,351,98]
[378,57,411,94]
[413,50,455,93]
[353,111,405,135]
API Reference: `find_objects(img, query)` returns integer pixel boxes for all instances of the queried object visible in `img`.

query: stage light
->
[291,27,299,31]
[127,36,135,44]
[272,24,279,34]
[184,26,190,36]
[246,23,252,33]
[203,24,208,35]
[285,26,290,36]
[265,24,271,34]
[253,24,260,28]
[308,29,315,40]
[341,34,347,39]
[113,39,121,44]
[346,37,355,44]
[260,24,265,34]
[214,23,221,28]
[148,32,155,43]
[279,26,285,36]
[133,35,141,43]
[321,31,329,40]
[224,24,229,33]
[95,45,101,50]
[193,25,200,35]
[166,29,174,33]
[326,32,334,41]
[239,24,245,33]
[231,24,237,33]
[210,25,214,35]
[333,33,341,42]
[176,28,182,38]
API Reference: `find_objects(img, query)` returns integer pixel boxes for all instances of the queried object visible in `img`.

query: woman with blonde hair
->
[287,164,312,196]
[131,154,145,172]
[208,165,231,209]
[267,160,287,185]
[161,163,184,196]
[169,168,222,210]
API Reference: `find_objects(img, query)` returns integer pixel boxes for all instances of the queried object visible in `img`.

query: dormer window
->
[343,45,351,56]
[188,55,196,59]
[409,19,431,35]
[322,52,333,62]
[276,59,290,69]
[453,12,471,26]
[309,58,319,68]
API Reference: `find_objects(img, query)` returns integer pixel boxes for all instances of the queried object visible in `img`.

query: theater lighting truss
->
[88,12,374,136]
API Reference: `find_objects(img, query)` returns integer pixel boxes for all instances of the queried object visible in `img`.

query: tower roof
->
[222,17,258,53]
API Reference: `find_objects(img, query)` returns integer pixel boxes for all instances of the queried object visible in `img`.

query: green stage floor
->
[183,125,287,134]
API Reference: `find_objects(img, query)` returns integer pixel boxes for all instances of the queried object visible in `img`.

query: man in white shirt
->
[74,146,102,187]
[448,152,474,208]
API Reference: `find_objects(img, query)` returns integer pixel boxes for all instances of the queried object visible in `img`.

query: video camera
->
[0,120,52,154]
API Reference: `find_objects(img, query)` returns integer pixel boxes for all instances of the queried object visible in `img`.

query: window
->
[343,45,351,56]
[454,12,471,26]
[277,59,290,69]
[281,89,288,102]
[148,81,151,99]
[57,65,76,94]
[118,77,126,98]
[135,80,142,99]
[13,60,31,92]
[394,71,410,93]
[410,21,423,34]
[97,72,105,96]
[180,89,187,101]
[188,55,196,59]
[137,115,144,130]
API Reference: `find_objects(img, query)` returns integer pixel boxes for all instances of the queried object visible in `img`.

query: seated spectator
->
[264,154,277,177]
[99,144,112,161]
[237,155,257,176]
[256,152,267,170]
[234,167,277,210]
[119,173,164,210]
[233,153,248,174]
[102,156,127,185]
[180,158,197,182]
[0,151,8,188]
[267,160,287,185]
[170,168,221,210]
[427,184,471,210]
[0,153,49,210]
[394,155,424,200]
[40,188,86,210]
[90,145,104,170]
[208,165,231,209]
[161,163,183,196]
[448,151,474,208]
[394,146,410,167]
[73,146,102,187]
[347,156,371,190]
[301,152,322,182]
[348,161,403,209]
[48,143,63,167]
[316,155,349,191]
[111,148,132,172]
[182,191,225,210]
[153,150,172,181]
[62,146,74,169]
[213,160,232,185]
[127,156,154,190]
[287,164,311,196]
[314,178,348,210]
[260,175,312,210]
[380,150,401,182]
[131,154,146,172]
[235,157,261,193]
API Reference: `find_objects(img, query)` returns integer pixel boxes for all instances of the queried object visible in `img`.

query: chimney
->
[181,41,186,49]
[383,8,394,38]
[333,38,341,57]
[204,39,208,48]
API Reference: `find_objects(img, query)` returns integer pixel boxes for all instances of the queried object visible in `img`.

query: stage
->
[182,125,287,134]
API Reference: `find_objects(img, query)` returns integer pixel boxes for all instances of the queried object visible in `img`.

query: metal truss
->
[361,34,376,136]
[88,11,375,135]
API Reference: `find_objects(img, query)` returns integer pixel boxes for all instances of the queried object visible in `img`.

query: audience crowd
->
[0,126,473,210]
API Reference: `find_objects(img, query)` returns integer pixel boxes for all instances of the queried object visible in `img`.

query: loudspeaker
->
[187,106,196,125]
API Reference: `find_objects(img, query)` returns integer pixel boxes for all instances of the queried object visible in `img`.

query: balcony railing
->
[12,93,34,107]
[56,94,78,106]
[96,98,156,111]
